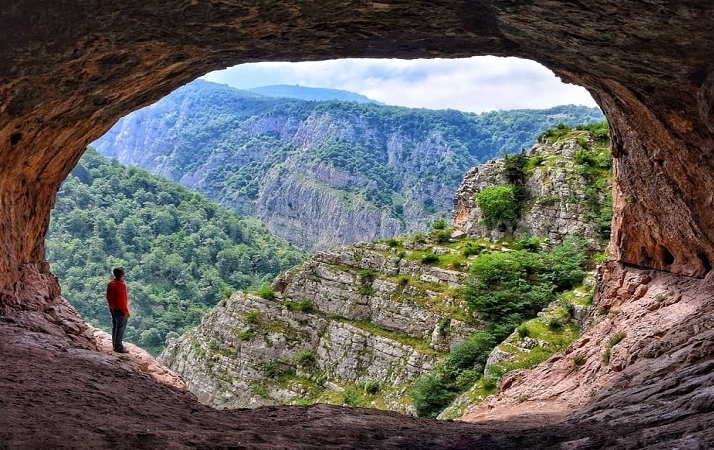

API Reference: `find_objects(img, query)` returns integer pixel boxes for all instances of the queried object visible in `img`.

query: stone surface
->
[159,244,480,411]
[460,260,714,446]
[453,133,610,250]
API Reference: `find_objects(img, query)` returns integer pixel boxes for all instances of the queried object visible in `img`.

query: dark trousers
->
[110,309,128,351]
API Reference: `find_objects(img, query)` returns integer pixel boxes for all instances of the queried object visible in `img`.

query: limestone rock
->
[160,244,481,411]
[453,133,609,251]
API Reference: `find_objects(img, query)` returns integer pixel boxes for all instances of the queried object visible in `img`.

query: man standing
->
[106,267,130,353]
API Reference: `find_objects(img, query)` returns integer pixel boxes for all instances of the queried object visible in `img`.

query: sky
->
[202,57,599,114]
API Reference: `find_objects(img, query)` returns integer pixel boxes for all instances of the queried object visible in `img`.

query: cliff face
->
[159,137,602,414]
[159,242,480,412]
[453,128,611,251]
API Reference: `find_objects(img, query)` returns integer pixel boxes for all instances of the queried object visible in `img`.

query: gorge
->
[2,1,714,448]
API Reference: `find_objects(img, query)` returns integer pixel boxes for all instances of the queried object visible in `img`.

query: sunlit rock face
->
[2,2,714,305]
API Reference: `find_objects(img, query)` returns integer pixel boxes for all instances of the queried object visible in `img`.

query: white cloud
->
[202,57,598,113]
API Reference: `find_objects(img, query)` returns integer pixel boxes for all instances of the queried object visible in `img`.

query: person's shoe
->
[114,347,129,354]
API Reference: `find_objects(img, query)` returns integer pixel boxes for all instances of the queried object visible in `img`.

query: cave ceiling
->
[1,1,714,299]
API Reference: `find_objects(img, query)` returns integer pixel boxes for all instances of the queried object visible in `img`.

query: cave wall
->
[1,1,714,309]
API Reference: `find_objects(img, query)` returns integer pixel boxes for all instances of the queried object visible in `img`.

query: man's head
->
[113,267,125,280]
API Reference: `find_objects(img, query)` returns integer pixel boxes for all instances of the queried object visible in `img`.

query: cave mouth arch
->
[1,0,714,314]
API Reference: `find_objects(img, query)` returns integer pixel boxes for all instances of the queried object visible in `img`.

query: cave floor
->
[0,322,637,450]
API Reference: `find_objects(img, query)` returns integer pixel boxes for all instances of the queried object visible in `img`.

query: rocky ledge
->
[159,242,480,412]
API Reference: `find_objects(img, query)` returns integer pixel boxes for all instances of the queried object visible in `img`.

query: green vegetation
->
[284,299,315,313]
[464,238,587,340]
[411,238,589,418]
[257,285,276,300]
[46,148,306,355]
[411,332,496,418]
[477,185,518,230]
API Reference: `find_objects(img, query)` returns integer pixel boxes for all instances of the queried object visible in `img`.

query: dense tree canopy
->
[47,148,306,354]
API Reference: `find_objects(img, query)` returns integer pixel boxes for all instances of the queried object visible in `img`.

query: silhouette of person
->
[106,267,130,353]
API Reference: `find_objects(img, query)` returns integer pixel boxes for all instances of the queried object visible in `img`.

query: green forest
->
[46,148,306,354]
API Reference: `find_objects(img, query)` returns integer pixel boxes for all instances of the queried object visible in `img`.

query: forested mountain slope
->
[93,80,603,251]
[46,148,306,354]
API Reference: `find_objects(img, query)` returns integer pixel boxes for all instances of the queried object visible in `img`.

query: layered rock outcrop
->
[453,130,611,250]
[159,242,480,411]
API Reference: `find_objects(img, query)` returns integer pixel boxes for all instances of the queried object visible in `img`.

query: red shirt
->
[106,279,129,316]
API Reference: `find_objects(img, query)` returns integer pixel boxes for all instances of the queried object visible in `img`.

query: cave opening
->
[2,1,714,447]
[51,55,604,355]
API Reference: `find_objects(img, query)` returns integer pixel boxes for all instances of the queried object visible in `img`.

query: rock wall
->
[159,242,480,411]
[453,131,610,250]
[459,260,714,440]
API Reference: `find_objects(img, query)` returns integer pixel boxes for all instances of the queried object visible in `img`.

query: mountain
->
[92,79,604,252]
[248,85,379,103]
[158,125,609,417]
[46,148,306,354]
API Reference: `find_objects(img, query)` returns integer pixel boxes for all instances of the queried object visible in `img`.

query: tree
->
[476,185,518,230]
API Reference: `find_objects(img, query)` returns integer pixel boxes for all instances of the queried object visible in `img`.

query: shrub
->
[464,239,587,342]
[244,309,261,324]
[482,376,498,391]
[477,185,518,229]
[572,353,586,369]
[236,330,253,340]
[357,269,376,295]
[263,359,293,379]
[516,324,530,338]
[574,148,598,166]
[563,301,576,318]
[421,253,440,264]
[343,387,367,407]
[465,250,555,338]
[602,348,611,365]
[430,228,451,244]
[454,368,481,391]
[444,331,495,374]
[364,380,381,395]
[257,285,275,300]
[547,317,564,329]
[608,331,626,347]
[285,299,314,313]
[296,350,317,369]
[437,315,451,336]
[502,151,528,185]
[462,244,481,257]
[432,218,447,230]
[385,237,400,247]
[411,372,457,418]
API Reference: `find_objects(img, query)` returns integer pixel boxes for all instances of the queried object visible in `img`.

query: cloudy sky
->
[202,57,598,114]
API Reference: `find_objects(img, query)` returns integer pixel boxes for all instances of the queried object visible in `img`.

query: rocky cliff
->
[453,123,612,251]
[159,135,600,414]
[159,241,481,412]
